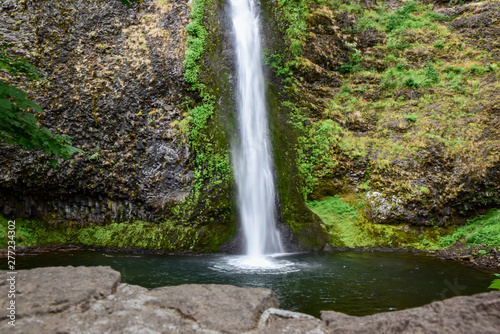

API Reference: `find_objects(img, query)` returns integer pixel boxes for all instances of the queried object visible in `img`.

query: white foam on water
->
[210,255,299,274]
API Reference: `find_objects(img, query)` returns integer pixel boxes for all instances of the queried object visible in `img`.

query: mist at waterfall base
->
[8,250,495,317]
[230,0,284,260]
[10,0,494,322]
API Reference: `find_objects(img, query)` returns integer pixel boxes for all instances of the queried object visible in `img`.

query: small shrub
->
[433,40,445,49]
[404,76,419,88]
[396,63,407,71]
[424,63,439,85]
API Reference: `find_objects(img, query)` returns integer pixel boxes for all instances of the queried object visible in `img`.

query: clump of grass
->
[439,209,500,248]
[406,114,417,122]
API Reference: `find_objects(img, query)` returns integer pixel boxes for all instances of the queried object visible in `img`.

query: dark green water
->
[4,250,495,317]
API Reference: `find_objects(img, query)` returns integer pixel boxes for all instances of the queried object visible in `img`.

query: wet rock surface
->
[1,266,499,334]
[0,0,192,222]
[321,291,500,334]
[273,0,500,226]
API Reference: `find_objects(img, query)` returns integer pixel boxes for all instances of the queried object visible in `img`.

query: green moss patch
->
[308,194,450,249]
[440,209,500,248]
[0,215,231,252]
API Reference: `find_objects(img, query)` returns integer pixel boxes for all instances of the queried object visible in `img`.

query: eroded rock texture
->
[268,0,500,226]
[0,0,192,222]
[1,266,499,333]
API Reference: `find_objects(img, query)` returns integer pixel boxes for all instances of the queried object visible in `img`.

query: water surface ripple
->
[6,251,495,317]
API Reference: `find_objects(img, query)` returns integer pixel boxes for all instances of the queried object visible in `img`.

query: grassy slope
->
[285,0,500,225]
[307,195,447,249]
[304,1,500,249]
[308,195,500,250]
[440,209,500,247]
[249,0,500,251]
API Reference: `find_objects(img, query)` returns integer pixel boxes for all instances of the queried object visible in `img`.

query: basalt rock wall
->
[273,0,500,226]
[0,0,193,223]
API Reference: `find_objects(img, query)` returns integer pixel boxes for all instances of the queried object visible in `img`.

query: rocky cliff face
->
[0,0,192,222]
[0,0,327,251]
[272,0,500,227]
[2,0,497,252]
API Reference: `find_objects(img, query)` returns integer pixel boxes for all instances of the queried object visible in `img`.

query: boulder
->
[0,266,279,333]
[321,291,500,334]
[0,265,121,317]
[148,284,279,333]
[1,266,499,334]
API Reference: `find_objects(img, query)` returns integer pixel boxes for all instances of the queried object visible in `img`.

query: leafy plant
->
[404,76,419,88]
[0,44,81,164]
[264,52,293,84]
[433,40,445,49]
[489,274,500,290]
[406,114,417,123]
[424,63,439,86]
[119,0,138,7]
[339,42,362,74]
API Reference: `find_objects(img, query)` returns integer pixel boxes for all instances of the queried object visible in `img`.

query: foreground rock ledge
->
[1,266,499,333]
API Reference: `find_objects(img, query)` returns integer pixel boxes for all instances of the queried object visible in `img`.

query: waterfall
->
[230,0,284,257]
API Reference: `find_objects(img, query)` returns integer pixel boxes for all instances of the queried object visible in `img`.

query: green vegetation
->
[164,0,236,249]
[307,195,446,249]
[274,0,310,57]
[184,0,207,87]
[439,209,500,248]
[264,52,293,85]
[119,0,138,7]
[0,215,225,252]
[0,44,81,164]
[270,0,500,228]
[294,118,342,199]
[183,0,232,198]
[490,274,500,290]
[339,42,362,74]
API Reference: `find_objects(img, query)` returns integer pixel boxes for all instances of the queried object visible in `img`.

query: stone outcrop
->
[0,0,329,253]
[270,0,500,226]
[0,0,193,223]
[1,266,499,333]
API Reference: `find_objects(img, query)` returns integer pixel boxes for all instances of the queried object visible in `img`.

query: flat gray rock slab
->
[4,284,211,334]
[0,266,278,334]
[321,291,500,334]
[2,265,500,334]
[0,266,121,317]
[246,308,325,334]
[149,284,280,333]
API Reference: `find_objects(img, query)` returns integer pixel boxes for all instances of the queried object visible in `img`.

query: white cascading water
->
[230,0,284,258]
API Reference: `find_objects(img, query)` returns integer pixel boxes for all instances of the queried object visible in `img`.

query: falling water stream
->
[230,0,284,259]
